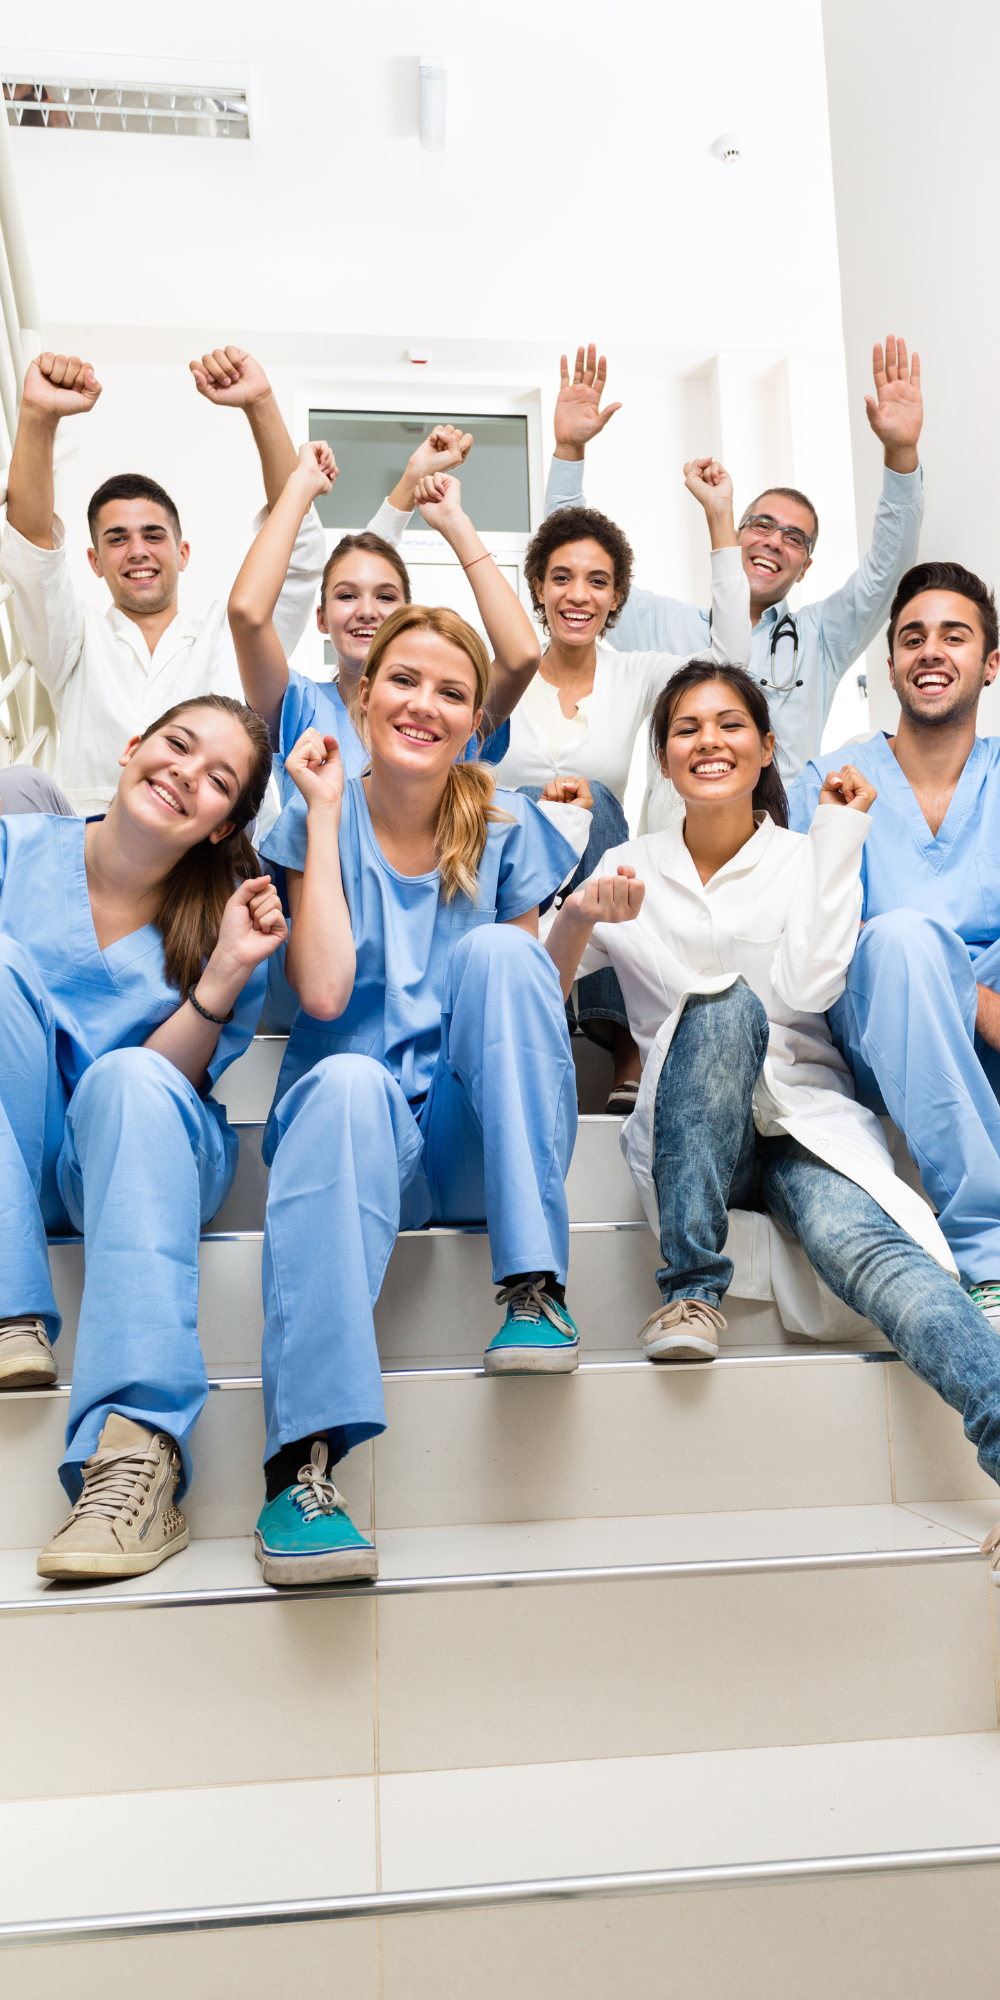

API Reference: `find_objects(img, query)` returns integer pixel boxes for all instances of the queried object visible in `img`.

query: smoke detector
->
[711,131,743,164]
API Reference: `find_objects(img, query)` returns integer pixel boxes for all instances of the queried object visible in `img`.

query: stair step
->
[3,1351,994,1553]
[3,1732,1000,1947]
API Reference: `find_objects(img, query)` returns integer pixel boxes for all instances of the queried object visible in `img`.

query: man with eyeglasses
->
[543,339,923,780]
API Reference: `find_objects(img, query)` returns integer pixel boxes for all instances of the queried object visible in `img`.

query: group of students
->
[3,334,1000,1590]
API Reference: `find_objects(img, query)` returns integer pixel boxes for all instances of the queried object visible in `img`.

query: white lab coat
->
[577,806,957,1334]
[0,506,325,815]
[493,545,751,808]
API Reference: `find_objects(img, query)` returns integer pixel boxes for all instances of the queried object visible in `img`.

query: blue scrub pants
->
[260,924,577,1464]
[0,936,236,1499]
[829,911,1000,1285]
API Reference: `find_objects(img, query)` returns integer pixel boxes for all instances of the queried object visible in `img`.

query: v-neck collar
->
[61,820,164,985]
[873,730,984,869]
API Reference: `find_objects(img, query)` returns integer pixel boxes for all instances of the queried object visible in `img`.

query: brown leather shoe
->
[37,1415,189,1580]
[0,1317,57,1389]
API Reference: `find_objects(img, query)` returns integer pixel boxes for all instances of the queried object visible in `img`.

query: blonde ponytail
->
[361,604,511,904]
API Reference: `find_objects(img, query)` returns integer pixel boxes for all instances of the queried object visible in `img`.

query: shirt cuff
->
[544,455,585,510]
[0,512,67,563]
[366,498,412,547]
[881,463,924,498]
[809,800,871,847]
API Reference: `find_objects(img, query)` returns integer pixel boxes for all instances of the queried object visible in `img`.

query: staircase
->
[2,1035,999,1999]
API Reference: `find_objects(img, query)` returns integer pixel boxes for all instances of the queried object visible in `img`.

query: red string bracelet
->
[461,552,494,570]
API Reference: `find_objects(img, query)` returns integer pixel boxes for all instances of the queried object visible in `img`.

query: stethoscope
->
[759,610,802,695]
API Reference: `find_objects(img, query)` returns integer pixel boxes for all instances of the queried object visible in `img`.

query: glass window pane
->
[308,411,530,532]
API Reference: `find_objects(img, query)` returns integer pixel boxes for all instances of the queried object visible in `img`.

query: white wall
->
[4,2,869,777]
[822,0,1000,737]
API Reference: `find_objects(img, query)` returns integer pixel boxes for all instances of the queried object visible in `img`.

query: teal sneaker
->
[254,1442,378,1586]
[485,1279,580,1375]
[970,1281,1000,1330]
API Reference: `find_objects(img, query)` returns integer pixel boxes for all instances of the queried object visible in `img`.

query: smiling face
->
[661,678,775,809]
[318,551,408,673]
[359,628,482,779]
[738,492,815,610]
[890,589,1000,727]
[116,708,254,855]
[87,498,189,617]
[539,538,621,647]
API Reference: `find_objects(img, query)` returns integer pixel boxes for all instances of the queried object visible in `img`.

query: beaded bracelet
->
[189,988,235,1026]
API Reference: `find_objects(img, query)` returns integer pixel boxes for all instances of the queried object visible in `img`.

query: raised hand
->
[293,439,338,500]
[818,764,878,814]
[864,337,922,468]
[407,423,474,482]
[211,875,288,977]
[285,729,345,814]
[24,352,102,419]
[683,458,737,549]
[562,864,645,925]
[189,345,274,409]
[553,344,622,458]
[414,471,464,528]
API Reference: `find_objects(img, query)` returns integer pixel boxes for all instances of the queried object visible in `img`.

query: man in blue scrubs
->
[788,562,1000,1318]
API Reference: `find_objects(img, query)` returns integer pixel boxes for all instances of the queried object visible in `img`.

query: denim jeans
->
[519,780,630,1047]
[652,981,1000,1487]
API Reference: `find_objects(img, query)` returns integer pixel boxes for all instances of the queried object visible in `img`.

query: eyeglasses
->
[738,513,814,556]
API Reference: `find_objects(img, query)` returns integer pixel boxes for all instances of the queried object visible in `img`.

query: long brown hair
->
[138,695,273,995]
[359,604,505,903]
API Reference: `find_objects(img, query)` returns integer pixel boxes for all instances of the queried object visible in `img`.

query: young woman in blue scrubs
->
[248,603,592,1584]
[0,695,286,1579]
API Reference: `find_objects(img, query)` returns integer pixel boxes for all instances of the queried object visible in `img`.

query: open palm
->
[554,344,622,452]
[865,336,922,452]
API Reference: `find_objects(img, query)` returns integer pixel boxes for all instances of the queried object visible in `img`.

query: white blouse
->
[493,545,750,806]
[577,807,955,1282]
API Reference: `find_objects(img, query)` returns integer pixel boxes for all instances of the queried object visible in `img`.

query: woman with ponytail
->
[0,694,287,1580]
[252,602,597,1586]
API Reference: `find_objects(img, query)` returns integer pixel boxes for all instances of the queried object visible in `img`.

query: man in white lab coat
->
[1,345,324,814]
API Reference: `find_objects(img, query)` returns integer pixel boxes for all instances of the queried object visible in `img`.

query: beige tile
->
[375,1357,894,1528]
[381,1866,1000,2000]
[2,1920,378,2000]
[0,1774,377,1921]
[375,1563,996,1772]
[888,1363,1000,1504]
[0,1597,375,1799]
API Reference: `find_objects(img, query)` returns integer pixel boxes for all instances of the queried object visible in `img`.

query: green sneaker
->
[254,1442,377,1586]
[970,1281,1000,1330]
[485,1279,580,1375]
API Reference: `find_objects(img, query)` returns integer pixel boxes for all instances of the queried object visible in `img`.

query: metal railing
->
[0,96,56,770]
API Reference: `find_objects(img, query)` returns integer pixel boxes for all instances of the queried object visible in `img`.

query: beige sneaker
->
[638,1298,727,1362]
[37,1415,189,1580]
[0,1317,57,1389]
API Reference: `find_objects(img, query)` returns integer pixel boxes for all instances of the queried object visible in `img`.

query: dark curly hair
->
[523,505,634,634]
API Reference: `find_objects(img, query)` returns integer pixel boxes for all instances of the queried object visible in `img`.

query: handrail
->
[0,99,50,772]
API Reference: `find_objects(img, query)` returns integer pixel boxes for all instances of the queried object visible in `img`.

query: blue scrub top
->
[0,814,264,1096]
[788,730,1000,945]
[275,668,510,808]
[259,775,576,1125]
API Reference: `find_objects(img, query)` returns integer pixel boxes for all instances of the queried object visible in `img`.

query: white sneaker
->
[0,1317,57,1389]
[638,1298,727,1362]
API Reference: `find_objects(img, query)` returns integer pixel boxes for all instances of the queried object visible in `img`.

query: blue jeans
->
[519,780,630,1047]
[652,980,1000,1487]
[829,911,1000,1284]
[260,925,577,1465]
[0,936,237,1499]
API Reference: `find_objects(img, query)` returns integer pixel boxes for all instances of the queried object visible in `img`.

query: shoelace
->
[72,1445,166,1523]
[0,1317,48,1344]
[290,1455,348,1523]
[638,1299,727,1341]
[494,1279,568,1331]
[970,1282,1000,1312]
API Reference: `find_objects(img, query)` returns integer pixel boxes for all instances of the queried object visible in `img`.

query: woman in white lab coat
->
[545,661,1000,1497]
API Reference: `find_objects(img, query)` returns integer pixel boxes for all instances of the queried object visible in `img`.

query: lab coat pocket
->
[733,933,783,1006]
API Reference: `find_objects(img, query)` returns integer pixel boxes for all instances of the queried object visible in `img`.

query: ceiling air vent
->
[3,74,249,139]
